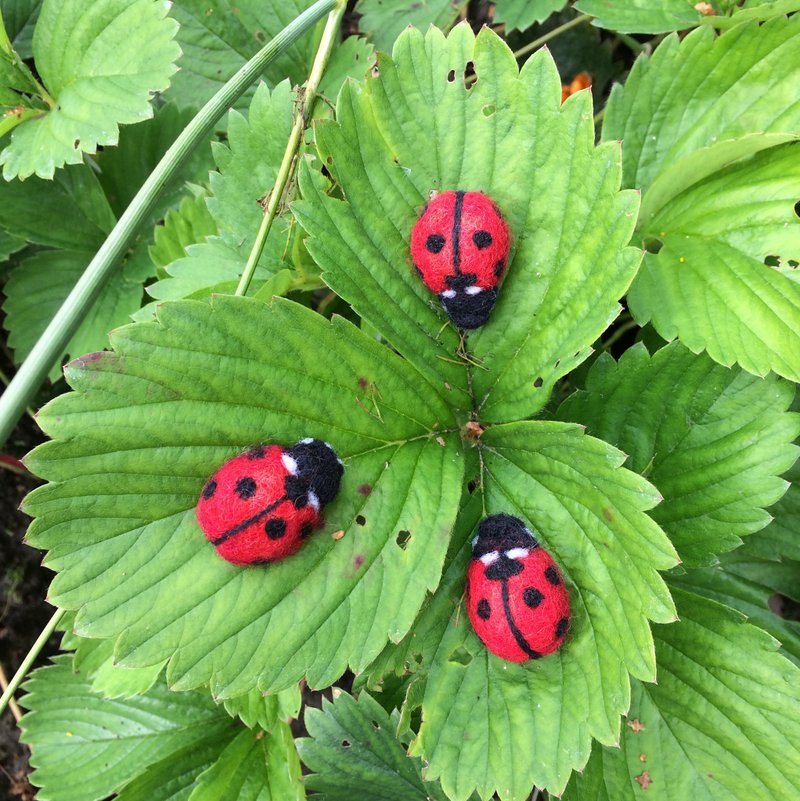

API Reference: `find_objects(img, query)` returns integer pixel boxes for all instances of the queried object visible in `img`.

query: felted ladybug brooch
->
[196,438,344,566]
[410,190,510,329]
[466,514,570,662]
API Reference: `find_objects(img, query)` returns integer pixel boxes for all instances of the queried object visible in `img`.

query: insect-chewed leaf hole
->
[371,720,381,730]
[396,529,412,549]
[448,646,473,666]
[764,254,780,267]
[644,237,663,254]
[467,478,478,494]
[464,60,476,88]
[341,739,351,748]
[447,68,456,82]
[356,514,367,526]
[482,104,495,117]
[794,199,800,218]
[533,377,543,388]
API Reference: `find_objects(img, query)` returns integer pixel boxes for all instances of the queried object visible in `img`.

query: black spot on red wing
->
[477,599,491,620]
[265,518,287,539]
[300,522,314,538]
[494,260,505,277]
[235,477,257,499]
[556,617,570,638]
[473,230,492,249]
[545,566,561,586]
[523,587,544,608]
[202,479,217,500]
[246,447,266,459]
[426,234,445,253]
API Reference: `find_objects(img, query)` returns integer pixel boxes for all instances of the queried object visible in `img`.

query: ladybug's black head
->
[440,273,497,329]
[286,439,344,508]
[472,514,538,559]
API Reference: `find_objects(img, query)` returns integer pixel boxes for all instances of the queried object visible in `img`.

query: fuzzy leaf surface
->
[563,589,800,801]
[409,422,678,799]
[492,0,566,32]
[558,342,800,565]
[19,656,236,801]
[298,690,450,801]
[25,296,463,697]
[355,0,468,52]
[295,26,640,421]
[0,0,180,179]
[575,0,702,33]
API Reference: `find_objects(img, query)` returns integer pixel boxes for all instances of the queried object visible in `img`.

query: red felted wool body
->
[466,514,570,662]
[410,190,510,329]
[196,439,343,566]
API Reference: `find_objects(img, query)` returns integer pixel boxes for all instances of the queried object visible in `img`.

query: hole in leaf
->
[467,478,477,494]
[464,60,476,89]
[254,30,265,43]
[356,515,366,526]
[341,739,351,748]
[482,104,495,117]
[533,377,543,388]
[764,254,780,267]
[644,237,663,254]
[794,200,800,218]
[447,69,456,82]
[371,720,381,729]
[448,646,473,666]
[396,530,412,549]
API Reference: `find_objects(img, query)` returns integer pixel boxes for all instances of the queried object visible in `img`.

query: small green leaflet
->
[575,0,702,33]
[19,655,237,801]
[149,192,218,275]
[355,1,468,53]
[298,690,452,801]
[0,0,41,58]
[25,296,463,697]
[558,342,800,566]
[223,684,302,731]
[563,589,800,801]
[400,423,677,799]
[492,0,566,33]
[0,0,180,179]
[295,25,641,421]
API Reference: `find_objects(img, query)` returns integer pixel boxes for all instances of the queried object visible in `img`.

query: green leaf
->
[223,685,302,730]
[24,296,463,697]
[0,225,25,261]
[603,17,800,195]
[298,690,451,801]
[558,342,800,566]
[3,247,148,381]
[1,0,181,180]
[563,589,800,801]
[19,655,237,801]
[630,145,800,382]
[575,0,702,33]
[492,0,566,33]
[295,26,641,421]
[1,0,41,58]
[409,422,678,799]
[188,724,305,801]
[149,192,218,274]
[355,0,468,53]
[166,0,316,110]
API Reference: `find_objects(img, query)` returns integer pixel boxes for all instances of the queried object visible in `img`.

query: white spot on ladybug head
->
[479,551,500,566]
[441,289,456,299]
[281,453,299,475]
[505,547,529,560]
[472,535,479,547]
[300,437,314,444]
[465,286,483,296]
[308,490,320,512]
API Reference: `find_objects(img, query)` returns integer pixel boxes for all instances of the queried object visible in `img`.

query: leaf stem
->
[0,608,65,718]
[235,0,346,297]
[0,663,22,721]
[615,32,646,54]
[0,0,338,448]
[512,14,593,60]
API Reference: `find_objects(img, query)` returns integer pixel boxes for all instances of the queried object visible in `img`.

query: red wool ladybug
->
[196,438,344,566]
[466,514,571,662]
[410,190,510,329]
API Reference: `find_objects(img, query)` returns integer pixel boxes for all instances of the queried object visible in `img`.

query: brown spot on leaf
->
[639,753,646,762]
[353,554,364,569]
[464,421,484,441]
[602,507,614,522]
[357,484,372,496]
[357,377,368,389]
[627,718,646,733]
[635,771,652,790]
[331,530,345,540]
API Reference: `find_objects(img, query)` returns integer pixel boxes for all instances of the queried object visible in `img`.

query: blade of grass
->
[0,0,340,447]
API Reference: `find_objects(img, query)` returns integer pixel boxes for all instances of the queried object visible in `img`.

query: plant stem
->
[0,608,65,717]
[616,32,645,54]
[0,0,337,449]
[0,663,22,721]
[513,14,592,60]
[236,0,346,297]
